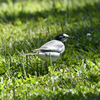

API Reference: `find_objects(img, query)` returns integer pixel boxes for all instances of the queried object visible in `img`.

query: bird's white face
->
[59,34,69,43]
[60,36,68,43]
[63,34,69,37]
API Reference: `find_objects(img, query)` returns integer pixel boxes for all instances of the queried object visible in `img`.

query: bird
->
[20,33,73,63]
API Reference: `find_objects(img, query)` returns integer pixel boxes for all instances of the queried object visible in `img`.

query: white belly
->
[37,52,61,62]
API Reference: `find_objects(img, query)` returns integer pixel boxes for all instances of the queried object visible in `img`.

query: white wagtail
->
[20,33,73,62]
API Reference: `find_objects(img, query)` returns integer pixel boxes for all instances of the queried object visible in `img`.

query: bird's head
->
[54,33,74,43]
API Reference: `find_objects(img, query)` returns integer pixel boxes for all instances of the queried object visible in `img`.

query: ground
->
[0,0,100,99]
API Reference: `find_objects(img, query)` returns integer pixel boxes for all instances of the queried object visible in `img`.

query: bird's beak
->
[67,36,74,39]
[64,34,74,39]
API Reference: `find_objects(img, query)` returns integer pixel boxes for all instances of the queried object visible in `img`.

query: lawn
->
[0,0,100,99]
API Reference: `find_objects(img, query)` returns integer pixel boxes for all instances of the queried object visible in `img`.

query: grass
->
[0,0,100,99]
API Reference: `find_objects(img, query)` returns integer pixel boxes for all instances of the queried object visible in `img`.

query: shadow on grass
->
[0,0,7,3]
[1,1,100,23]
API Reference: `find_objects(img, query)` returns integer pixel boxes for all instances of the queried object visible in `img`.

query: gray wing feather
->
[33,40,65,53]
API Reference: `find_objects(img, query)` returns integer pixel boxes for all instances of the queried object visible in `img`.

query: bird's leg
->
[53,62,56,66]
[45,62,48,74]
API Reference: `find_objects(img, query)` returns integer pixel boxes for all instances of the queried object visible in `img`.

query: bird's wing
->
[33,40,65,53]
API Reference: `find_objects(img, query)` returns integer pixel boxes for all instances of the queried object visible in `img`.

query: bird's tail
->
[19,53,37,56]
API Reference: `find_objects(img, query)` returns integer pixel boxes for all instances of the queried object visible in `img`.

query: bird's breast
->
[37,52,61,62]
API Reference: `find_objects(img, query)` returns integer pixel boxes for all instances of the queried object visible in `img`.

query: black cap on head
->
[55,33,73,43]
